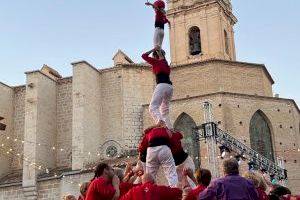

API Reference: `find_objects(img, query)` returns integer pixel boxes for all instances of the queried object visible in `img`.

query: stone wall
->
[22,71,57,193]
[12,86,26,172]
[0,83,14,177]
[99,68,123,146]
[35,72,57,169]
[121,66,153,149]
[0,171,93,200]
[0,184,24,200]
[72,62,101,170]
[171,61,273,100]
[56,78,73,168]
[37,179,60,200]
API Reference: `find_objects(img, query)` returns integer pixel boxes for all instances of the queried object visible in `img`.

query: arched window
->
[174,113,200,168]
[224,30,230,55]
[189,26,202,56]
[249,110,274,161]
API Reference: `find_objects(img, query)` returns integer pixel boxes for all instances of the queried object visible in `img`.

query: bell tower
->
[167,0,237,65]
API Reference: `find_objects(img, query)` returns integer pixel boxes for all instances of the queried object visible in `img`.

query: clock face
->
[106,145,118,158]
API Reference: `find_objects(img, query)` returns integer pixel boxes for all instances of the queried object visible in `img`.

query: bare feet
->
[156,120,166,127]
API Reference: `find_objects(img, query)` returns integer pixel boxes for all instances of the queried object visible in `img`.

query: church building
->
[0,0,299,199]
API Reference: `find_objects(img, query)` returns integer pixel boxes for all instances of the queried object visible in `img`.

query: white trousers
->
[149,83,173,129]
[154,27,165,48]
[176,156,196,189]
[146,145,178,187]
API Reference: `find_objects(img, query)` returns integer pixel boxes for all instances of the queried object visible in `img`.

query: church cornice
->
[98,63,151,73]
[167,0,237,24]
[171,59,275,85]
[143,92,300,114]
[25,70,58,82]
[0,81,12,89]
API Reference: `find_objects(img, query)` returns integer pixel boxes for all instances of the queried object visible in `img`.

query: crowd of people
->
[63,157,298,200]
[62,124,297,200]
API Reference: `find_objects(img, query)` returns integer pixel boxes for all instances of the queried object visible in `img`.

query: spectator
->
[199,158,259,200]
[183,168,211,200]
[78,182,89,200]
[85,162,120,200]
[244,171,269,200]
[120,173,182,200]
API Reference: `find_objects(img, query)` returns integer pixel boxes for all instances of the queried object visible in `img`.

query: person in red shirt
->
[142,48,173,129]
[182,168,212,200]
[145,0,170,49]
[85,163,120,200]
[120,173,182,200]
[138,127,178,187]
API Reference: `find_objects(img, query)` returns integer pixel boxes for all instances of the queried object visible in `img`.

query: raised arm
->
[145,1,159,11]
[141,49,157,65]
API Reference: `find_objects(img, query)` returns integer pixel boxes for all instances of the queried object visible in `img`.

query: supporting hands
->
[181,169,192,200]
[183,167,197,186]
[112,175,120,200]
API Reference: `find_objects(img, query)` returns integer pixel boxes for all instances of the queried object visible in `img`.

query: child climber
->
[145,0,170,49]
[142,48,173,129]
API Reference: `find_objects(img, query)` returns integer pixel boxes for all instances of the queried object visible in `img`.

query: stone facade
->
[0,185,25,200]
[56,78,73,168]
[0,0,299,198]
[12,86,26,171]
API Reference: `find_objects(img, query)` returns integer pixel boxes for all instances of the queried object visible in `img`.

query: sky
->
[0,0,299,106]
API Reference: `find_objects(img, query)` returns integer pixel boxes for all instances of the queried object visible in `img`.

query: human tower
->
[139,0,196,188]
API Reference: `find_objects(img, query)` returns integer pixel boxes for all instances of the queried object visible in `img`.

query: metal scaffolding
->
[202,101,219,178]
[194,121,287,180]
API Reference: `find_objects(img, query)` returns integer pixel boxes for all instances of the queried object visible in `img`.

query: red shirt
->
[120,182,139,197]
[154,1,169,25]
[141,52,170,75]
[85,177,115,200]
[256,187,269,200]
[120,182,182,200]
[185,185,207,200]
[170,131,184,154]
[155,9,169,24]
[138,127,171,154]
[78,195,84,200]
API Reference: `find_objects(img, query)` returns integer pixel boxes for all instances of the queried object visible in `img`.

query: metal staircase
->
[193,122,287,180]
